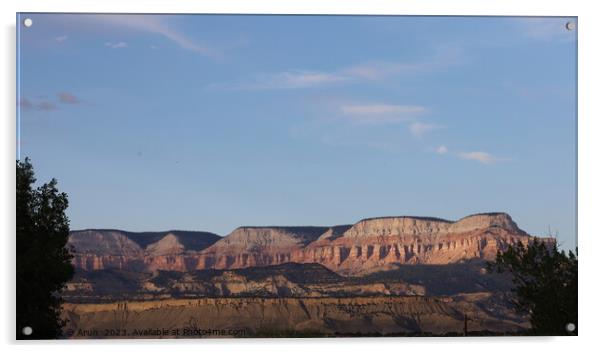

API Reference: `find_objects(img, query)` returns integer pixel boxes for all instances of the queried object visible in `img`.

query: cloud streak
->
[210,45,462,91]
[19,92,84,112]
[341,104,426,116]
[93,15,218,57]
[218,71,349,90]
[435,145,448,154]
[105,41,128,49]
[409,122,442,137]
[457,151,496,164]
[342,61,424,80]
[58,92,82,104]
[20,99,59,112]
[432,145,500,165]
[338,103,428,124]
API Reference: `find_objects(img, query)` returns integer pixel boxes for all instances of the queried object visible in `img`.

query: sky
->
[17,14,577,249]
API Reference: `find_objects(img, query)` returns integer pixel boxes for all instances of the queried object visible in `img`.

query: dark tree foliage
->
[16,158,74,339]
[488,239,577,335]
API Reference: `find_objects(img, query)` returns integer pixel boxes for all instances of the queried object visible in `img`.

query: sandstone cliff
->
[68,230,220,271]
[69,213,550,275]
[195,226,328,269]
[297,213,534,275]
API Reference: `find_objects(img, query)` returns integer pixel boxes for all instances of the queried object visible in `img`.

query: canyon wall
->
[69,213,552,275]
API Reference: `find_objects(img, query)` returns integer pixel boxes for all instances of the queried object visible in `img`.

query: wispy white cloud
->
[93,15,217,57]
[105,41,128,49]
[274,71,347,88]
[435,145,448,154]
[432,145,500,165]
[409,122,442,137]
[342,61,424,80]
[209,45,462,90]
[338,104,427,124]
[458,151,496,164]
[54,35,68,43]
[210,70,349,90]
[341,104,426,116]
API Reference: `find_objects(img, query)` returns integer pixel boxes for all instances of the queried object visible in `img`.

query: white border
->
[2,1,600,352]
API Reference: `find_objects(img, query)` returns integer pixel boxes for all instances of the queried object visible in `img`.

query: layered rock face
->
[63,263,431,302]
[62,294,528,338]
[69,213,550,275]
[68,230,221,272]
[195,226,328,269]
[297,213,534,275]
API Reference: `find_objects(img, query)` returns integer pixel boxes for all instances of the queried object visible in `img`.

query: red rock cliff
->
[69,213,551,275]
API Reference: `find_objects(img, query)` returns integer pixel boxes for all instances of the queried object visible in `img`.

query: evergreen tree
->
[488,239,577,335]
[16,158,74,339]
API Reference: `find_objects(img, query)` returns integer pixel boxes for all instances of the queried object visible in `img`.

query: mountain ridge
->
[68,212,551,275]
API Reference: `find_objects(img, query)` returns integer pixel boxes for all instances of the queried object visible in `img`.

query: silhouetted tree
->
[488,239,577,335]
[16,158,74,339]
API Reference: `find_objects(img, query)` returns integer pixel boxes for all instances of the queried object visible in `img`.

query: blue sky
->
[17,14,577,249]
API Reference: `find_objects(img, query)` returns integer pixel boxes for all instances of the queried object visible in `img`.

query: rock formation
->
[68,230,220,272]
[62,293,528,338]
[297,213,535,275]
[68,213,552,275]
[63,263,438,302]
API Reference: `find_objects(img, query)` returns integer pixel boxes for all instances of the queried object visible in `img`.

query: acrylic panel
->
[16,13,577,339]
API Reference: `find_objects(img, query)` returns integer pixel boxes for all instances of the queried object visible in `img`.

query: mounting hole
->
[565,21,575,31]
[565,322,576,333]
[23,18,33,28]
[22,326,33,336]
